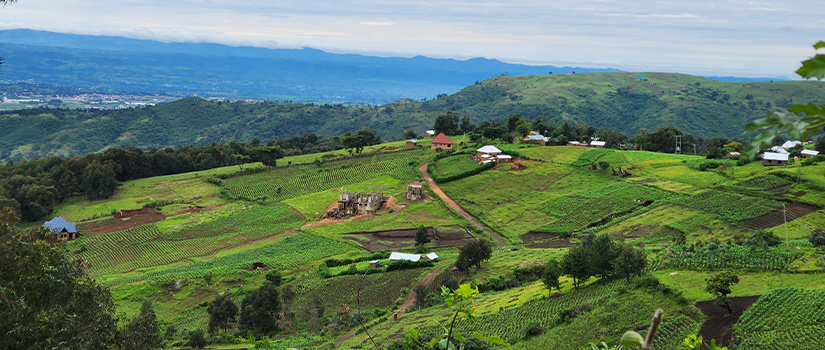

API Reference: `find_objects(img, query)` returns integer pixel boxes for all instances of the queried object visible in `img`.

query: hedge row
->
[428,151,496,184]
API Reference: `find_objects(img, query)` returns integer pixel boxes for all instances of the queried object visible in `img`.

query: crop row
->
[640,314,700,350]
[533,182,672,234]
[417,281,623,344]
[433,154,481,178]
[570,149,615,167]
[734,175,792,191]
[165,202,304,241]
[107,233,354,286]
[733,287,825,349]
[667,189,783,221]
[666,213,719,234]
[650,161,684,168]
[222,156,421,202]
[665,245,803,271]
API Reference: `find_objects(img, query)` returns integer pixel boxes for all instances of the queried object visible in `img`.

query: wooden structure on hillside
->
[43,216,79,242]
[761,152,789,166]
[406,139,418,149]
[337,191,386,216]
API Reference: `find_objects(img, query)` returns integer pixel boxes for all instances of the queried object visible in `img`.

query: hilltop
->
[28,137,825,349]
[1,72,823,162]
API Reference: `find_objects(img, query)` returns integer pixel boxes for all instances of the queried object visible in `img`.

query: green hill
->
[38,141,825,349]
[2,72,824,161]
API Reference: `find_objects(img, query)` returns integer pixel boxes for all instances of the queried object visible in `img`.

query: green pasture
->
[654,269,825,301]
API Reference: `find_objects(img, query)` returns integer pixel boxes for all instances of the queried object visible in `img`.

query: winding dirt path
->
[418,163,506,248]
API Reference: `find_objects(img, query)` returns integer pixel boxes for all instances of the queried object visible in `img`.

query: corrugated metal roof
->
[781,140,801,149]
[801,149,819,156]
[497,155,512,159]
[763,152,789,161]
[477,145,502,153]
[389,252,421,262]
[43,216,77,234]
[590,141,606,146]
[408,139,417,143]
[426,253,438,260]
[525,134,547,141]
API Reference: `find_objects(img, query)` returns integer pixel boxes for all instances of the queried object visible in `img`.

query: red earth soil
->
[695,295,760,347]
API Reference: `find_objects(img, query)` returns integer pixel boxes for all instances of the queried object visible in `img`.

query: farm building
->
[762,152,789,166]
[770,146,789,154]
[589,140,606,148]
[781,140,802,150]
[337,191,386,215]
[801,149,820,158]
[406,139,418,149]
[569,141,584,146]
[496,154,513,163]
[406,183,424,201]
[523,134,549,146]
[369,260,380,268]
[425,130,435,138]
[389,252,421,262]
[423,253,439,261]
[477,145,502,159]
[725,151,741,158]
[43,216,79,242]
[431,133,454,151]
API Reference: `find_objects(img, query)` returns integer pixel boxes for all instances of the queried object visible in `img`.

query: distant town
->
[0,89,264,111]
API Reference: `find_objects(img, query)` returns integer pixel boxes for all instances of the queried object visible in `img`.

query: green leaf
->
[620,331,644,347]
[454,333,467,342]
[796,54,825,80]
[814,41,825,50]
[407,328,419,342]
[471,333,510,347]
[427,337,442,349]
[789,103,825,117]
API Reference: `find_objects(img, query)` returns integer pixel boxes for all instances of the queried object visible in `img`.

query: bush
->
[524,322,544,337]
[810,229,825,247]
[386,259,433,272]
[188,329,206,349]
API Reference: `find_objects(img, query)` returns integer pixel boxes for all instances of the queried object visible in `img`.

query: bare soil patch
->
[631,178,658,184]
[612,224,660,239]
[741,202,820,229]
[765,184,792,194]
[77,208,165,236]
[345,226,474,252]
[696,295,760,347]
[174,204,224,216]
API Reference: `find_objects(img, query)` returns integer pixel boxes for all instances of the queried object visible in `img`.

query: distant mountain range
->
[0,29,624,103]
[1,71,821,162]
[0,29,787,104]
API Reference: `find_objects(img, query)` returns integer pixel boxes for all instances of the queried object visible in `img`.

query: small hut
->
[43,217,79,242]
[406,184,424,201]
[431,133,454,151]
[761,152,789,166]
[406,139,418,149]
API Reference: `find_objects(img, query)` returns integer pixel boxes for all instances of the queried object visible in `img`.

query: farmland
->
[733,288,825,349]
[38,141,825,349]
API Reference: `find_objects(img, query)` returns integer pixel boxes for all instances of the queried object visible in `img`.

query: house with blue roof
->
[43,216,79,242]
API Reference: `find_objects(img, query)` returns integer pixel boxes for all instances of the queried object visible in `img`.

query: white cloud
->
[0,0,821,77]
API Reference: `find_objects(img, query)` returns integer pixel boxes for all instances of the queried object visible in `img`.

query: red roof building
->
[431,133,454,151]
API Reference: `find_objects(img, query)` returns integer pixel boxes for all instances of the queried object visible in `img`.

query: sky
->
[0,0,822,78]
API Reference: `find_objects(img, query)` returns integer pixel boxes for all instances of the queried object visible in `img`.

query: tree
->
[808,228,825,247]
[83,161,118,200]
[541,259,562,296]
[207,293,238,333]
[433,111,460,136]
[265,270,283,286]
[121,301,163,350]
[187,329,206,349]
[403,129,418,139]
[613,244,648,283]
[515,123,531,137]
[744,230,782,248]
[816,137,825,154]
[560,245,591,288]
[705,271,739,314]
[0,207,119,349]
[238,282,281,333]
[460,115,474,133]
[455,240,493,272]
[415,225,430,246]
[587,234,618,280]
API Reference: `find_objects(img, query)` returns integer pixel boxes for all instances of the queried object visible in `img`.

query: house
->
[568,141,584,146]
[406,184,423,201]
[725,151,741,158]
[761,152,789,166]
[425,130,436,138]
[406,139,418,149]
[496,154,513,163]
[43,216,79,242]
[589,140,606,148]
[389,252,421,262]
[769,146,789,154]
[781,140,802,150]
[523,134,549,146]
[476,145,503,159]
[431,133,454,151]
[801,149,820,158]
[369,260,380,269]
[337,191,386,215]
[423,253,439,261]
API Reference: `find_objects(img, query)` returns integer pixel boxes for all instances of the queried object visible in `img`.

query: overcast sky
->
[0,0,822,78]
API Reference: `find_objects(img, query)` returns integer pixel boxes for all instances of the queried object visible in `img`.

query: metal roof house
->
[781,140,802,150]
[590,140,606,148]
[762,152,789,166]
[389,252,421,262]
[523,134,549,146]
[43,216,79,242]
[801,149,820,158]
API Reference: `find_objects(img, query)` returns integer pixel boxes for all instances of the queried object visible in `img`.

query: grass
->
[433,153,480,178]
[653,269,825,301]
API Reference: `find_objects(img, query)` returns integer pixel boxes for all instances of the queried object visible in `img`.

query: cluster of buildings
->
[761,140,819,166]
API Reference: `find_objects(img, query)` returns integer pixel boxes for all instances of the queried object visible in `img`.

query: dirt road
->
[418,163,506,248]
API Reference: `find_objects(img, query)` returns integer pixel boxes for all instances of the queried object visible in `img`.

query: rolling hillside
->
[1,72,823,162]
